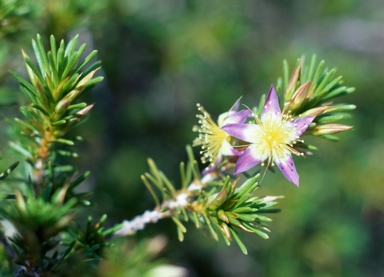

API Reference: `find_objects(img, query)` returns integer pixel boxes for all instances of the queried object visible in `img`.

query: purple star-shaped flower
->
[222,86,314,186]
[193,98,251,168]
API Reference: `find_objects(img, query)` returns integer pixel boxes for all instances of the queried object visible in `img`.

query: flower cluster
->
[192,99,250,167]
[193,56,355,187]
[194,86,314,186]
[0,29,356,274]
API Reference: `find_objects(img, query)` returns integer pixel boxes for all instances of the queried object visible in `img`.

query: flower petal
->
[220,140,243,156]
[275,155,299,186]
[218,109,251,127]
[234,146,262,174]
[221,123,260,143]
[231,97,241,111]
[292,116,315,136]
[262,85,281,117]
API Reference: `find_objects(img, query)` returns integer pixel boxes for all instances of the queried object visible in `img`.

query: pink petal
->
[202,159,221,175]
[292,116,315,136]
[234,146,262,174]
[221,123,259,143]
[262,85,281,117]
[223,109,251,125]
[230,98,241,111]
[275,155,299,186]
[220,140,243,156]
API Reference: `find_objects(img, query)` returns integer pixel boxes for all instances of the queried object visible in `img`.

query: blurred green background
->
[1,0,383,276]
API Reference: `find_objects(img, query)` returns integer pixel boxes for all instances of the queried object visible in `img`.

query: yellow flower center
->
[254,113,301,164]
[193,104,228,165]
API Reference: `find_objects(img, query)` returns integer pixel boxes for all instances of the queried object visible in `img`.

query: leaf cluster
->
[9,34,102,164]
[0,34,108,275]
[141,146,281,254]
[276,55,355,141]
[205,175,280,254]
[61,215,122,265]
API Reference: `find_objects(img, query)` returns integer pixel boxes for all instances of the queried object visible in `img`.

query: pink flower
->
[222,86,314,186]
[193,99,250,166]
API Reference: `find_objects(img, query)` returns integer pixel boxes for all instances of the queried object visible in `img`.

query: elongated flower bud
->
[312,124,353,135]
[55,98,70,115]
[217,210,229,223]
[209,189,228,210]
[300,106,328,117]
[285,65,300,101]
[289,81,311,110]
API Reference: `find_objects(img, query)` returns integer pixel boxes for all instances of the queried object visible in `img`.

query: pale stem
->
[114,171,217,236]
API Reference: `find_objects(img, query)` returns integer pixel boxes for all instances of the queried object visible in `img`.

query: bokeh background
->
[1,0,383,276]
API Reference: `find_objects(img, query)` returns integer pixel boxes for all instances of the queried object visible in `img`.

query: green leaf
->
[0,161,19,182]
[180,161,187,190]
[147,158,163,188]
[23,54,45,84]
[57,47,66,77]
[242,223,270,239]
[320,134,340,141]
[141,175,160,207]
[81,76,104,90]
[32,34,48,78]
[57,150,78,158]
[322,86,355,100]
[256,215,272,222]
[308,60,325,95]
[82,60,102,76]
[283,59,289,93]
[305,55,317,83]
[186,145,200,180]
[9,141,33,158]
[204,213,219,241]
[317,114,344,123]
[61,51,81,79]
[10,70,38,100]
[50,35,58,69]
[67,102,87,110]
[69,171,91,189]
[234,213,258,222]
[53,165,75,173]
[61,241,76,260]
[14,117,37,132]
[62,73,81,94]
[176,225,185,242]
[325,104,356,112]
[51,119,67,126]
[229,228,248,255]
[159,171,176,195]
[31,104,49,116]
[64,34,79,57]
[53,138,74,145]
[172,217,187,236]
[75,50,98,72]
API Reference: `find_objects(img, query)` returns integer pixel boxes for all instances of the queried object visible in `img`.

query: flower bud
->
[76,69,99,89]
[285,65,300,101]
[312,124,353,135]
[300,106,328,117]
[219,223,231,240]
[55,98,70,115]
[217,210,229,223]
[289,81,311,110]
[209,189,228,210]
[62,89,80,104]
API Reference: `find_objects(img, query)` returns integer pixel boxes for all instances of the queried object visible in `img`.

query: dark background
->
[1,1,383,276]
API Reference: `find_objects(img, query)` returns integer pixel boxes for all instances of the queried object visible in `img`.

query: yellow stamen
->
[193,104,229,165]
[253,113,302,164]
